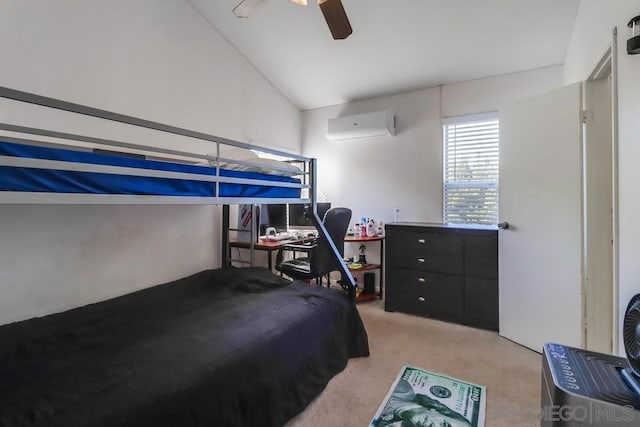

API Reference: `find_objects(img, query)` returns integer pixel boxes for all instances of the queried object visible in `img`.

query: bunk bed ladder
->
[308,160,357,299]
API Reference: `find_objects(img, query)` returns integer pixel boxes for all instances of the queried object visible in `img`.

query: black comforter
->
[0,268,369,427]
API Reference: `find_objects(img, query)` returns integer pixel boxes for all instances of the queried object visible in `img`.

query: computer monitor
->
[259,204,288,234]
[288,202,332,228]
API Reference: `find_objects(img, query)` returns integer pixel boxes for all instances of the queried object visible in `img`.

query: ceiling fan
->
[232,0,352,40]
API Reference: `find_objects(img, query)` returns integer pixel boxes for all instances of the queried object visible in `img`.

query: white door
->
[499,83,583,352]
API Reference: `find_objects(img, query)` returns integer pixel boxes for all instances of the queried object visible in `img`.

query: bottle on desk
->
[366,219,376,237]
[359,216,368,237]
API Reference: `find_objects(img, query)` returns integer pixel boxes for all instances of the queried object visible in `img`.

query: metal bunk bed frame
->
[0,86,356,297]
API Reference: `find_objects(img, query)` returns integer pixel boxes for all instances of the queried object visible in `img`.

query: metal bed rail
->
[0,86,310,205]
[0,86,357,297]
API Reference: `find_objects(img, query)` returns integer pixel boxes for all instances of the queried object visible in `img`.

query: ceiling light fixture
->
[628,15,640,55]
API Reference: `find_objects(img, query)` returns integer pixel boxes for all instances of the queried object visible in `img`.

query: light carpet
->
[287,299,541,427]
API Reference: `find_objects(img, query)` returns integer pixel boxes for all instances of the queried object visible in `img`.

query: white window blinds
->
[443,114,499,225]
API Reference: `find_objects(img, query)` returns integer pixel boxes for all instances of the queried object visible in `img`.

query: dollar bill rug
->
[370,365,486,427]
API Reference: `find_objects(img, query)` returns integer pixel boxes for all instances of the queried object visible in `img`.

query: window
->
[443,113,499,225]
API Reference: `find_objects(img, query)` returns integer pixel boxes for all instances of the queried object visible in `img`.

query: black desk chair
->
[275,207,352,284]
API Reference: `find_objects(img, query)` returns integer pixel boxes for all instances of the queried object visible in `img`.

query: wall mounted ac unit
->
[326,111,395,142]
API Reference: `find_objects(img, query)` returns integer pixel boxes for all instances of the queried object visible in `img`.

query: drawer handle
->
[418,258,426,263]
[417,277,426,283]
[418,238,426,244]
[418,296,426,302]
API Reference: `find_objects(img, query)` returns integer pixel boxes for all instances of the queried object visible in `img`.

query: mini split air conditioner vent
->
[326,111,395,142]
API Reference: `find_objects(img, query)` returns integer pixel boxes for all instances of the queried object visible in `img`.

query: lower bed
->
[0,268,369,427]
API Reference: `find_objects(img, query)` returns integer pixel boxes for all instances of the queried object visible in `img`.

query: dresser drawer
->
[465,235,498,279]
[385,223,499,330]
[386,231,463,255]
[466,255,498,280]
[465,235,497,256]
[465,278,499,330]
[386,252,463,275]
[385,269,464,320]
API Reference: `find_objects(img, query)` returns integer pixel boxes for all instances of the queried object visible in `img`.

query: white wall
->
[301,66,562,272]
[441,66,565,118]
[0,0,301,325]
[303,88,442,226]
[302,66,563,227]
[563,0,640,355]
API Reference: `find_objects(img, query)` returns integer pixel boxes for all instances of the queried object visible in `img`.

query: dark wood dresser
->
[385,222,498,331]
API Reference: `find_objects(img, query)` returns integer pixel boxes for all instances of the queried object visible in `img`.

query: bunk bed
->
[0,87,366,427]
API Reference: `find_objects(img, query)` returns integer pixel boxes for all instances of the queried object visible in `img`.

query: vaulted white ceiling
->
[190,0,581,111]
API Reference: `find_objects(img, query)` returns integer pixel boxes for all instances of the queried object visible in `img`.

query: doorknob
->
[498,221,510,230]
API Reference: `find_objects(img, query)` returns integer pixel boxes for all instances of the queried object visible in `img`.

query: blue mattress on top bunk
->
[0,140,301,198]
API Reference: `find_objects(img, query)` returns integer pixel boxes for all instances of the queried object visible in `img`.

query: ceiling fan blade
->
[318,0,352,40]
[290,0,308,5]
[233,0,265,18]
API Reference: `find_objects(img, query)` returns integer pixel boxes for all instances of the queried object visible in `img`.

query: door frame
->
[611,27,620,355]
[582,74,612,353]
[582,28,619,354]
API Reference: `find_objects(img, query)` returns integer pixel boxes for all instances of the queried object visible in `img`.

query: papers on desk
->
[264,232,295,241]
[262,230,314,241]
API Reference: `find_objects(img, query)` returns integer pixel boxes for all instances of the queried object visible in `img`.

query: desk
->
[345,235,385,300]
[229,237,314,270]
